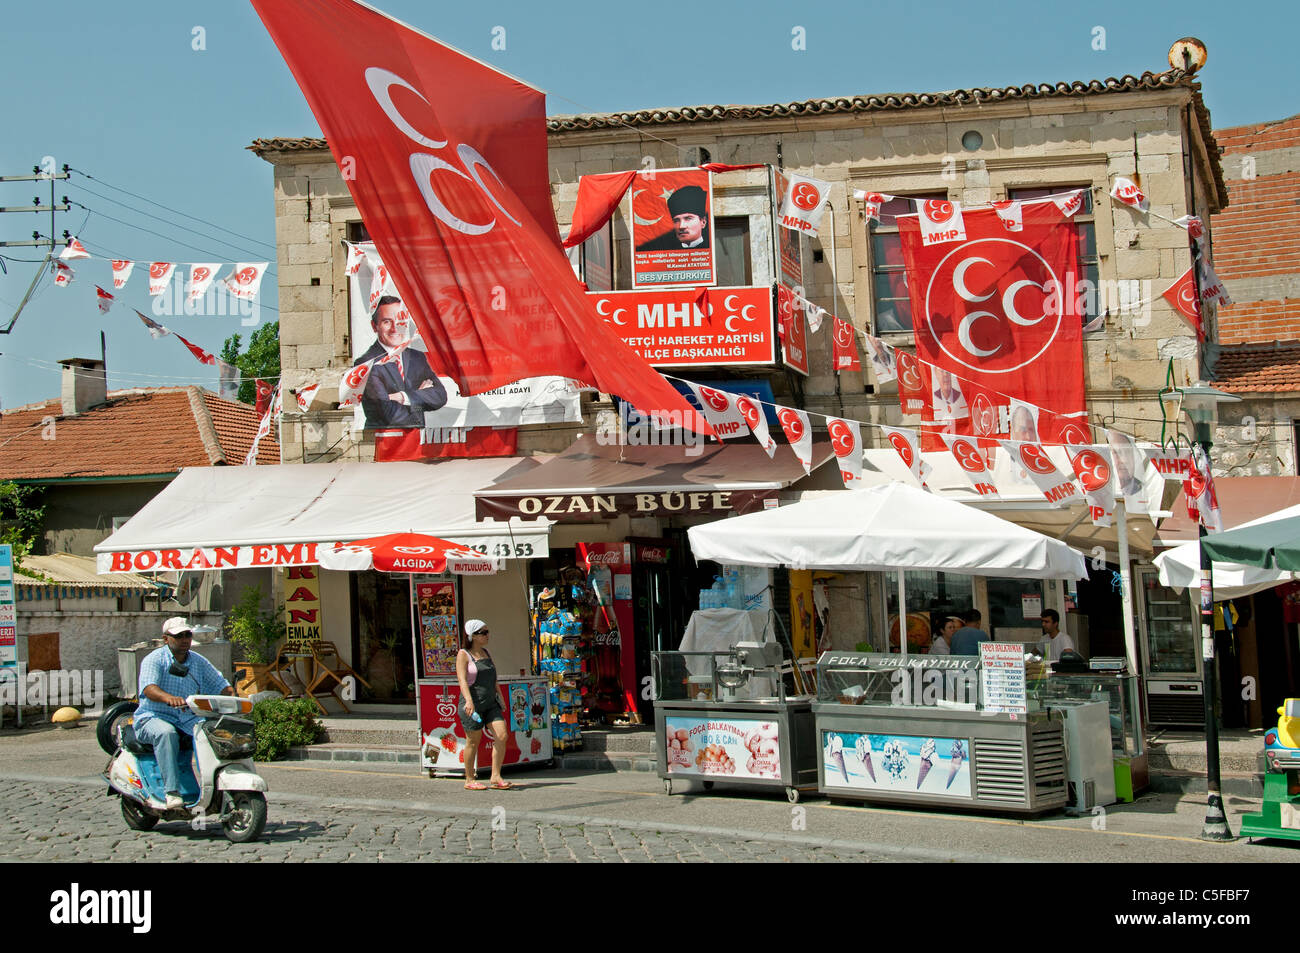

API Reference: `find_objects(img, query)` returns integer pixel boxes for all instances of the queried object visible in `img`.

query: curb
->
[1147,770,1263,798]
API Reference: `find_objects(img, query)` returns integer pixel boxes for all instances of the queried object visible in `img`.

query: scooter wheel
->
[222,792,267,844]
[121,798,158,831]
[98,700,139,755]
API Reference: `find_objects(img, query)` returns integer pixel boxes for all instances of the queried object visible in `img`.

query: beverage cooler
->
[1137,567,1205,727]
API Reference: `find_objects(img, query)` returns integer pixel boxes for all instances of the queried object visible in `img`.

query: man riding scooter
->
[135,617,233,810]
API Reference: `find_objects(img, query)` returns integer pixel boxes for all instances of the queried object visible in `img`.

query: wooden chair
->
[304,641,371,715]
[796,658,819,696]
[234,642,296,698]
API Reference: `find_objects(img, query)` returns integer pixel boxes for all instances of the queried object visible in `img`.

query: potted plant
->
[227,585,285,697]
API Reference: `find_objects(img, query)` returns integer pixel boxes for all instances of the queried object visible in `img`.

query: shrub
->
[251,697,323,761]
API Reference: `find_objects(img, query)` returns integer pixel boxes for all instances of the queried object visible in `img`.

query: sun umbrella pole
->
[898,570,909,703]
[1114,501,1139,676]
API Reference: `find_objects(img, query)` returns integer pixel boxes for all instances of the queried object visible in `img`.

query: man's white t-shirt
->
[1048,631,1076,662]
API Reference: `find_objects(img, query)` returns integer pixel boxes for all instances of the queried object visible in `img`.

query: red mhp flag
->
[1163,267,1203,339]
[900,202,1084,425]
[895,350,929,416]
[564,171,636,248]
[832,318,861,370]
[776,406,812,474]
[95,285,115,314]
[251,0,705,434]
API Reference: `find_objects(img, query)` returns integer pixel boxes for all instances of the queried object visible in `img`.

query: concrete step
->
[285,742,655,773]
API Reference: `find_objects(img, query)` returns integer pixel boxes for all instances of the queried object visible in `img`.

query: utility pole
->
[0,162,72,334]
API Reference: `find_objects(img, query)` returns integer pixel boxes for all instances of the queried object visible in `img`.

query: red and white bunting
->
[1186,444,1223,533]
[917,199,966,246]
[367,255,392,312]
[295,383,321,413]
[245,384,281,466]
[826,416,863,487]
[344,241,369,276]
[134,309,169,339]
[174,331,217,367]
[778,173,832,234]
[852,190,892,222]
[1175,214,1205,242]
[1008,398,1042,443]
[682,382,749,441]
[734,395,776,457]
[880,424,926,486]
[95,285,115,314]
[1198,260,1232,308]
[187,263,222,301]
[1051,190,1085,219]
[999,440,1079,507]
[1068,445,1117,527]
[339,361,373,408]
[833,318,861,371]
[59,236,90,260]
[1162,266,1203,338]
[776,406,813,474]
[863,334,897,383]
[148,262,176,296]
[53,261,75,287]
[111,260,134,289]
[896,350,928,415]
[225,262,269,300]
[939,432,999,497]
[1109,177,1149,213]
[255,379,274,417]
[991,200,1023,232]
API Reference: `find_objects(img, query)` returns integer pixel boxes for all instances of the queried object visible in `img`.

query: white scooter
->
[98,694,269,843]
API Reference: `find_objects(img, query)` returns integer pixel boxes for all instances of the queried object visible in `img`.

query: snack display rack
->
[531,585,589,751]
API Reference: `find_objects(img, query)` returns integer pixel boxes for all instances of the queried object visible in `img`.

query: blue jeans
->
[134,717,191,795]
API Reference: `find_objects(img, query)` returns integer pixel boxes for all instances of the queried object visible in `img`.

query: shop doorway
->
[351,571,418,703]
[1074,562,1126,660]
[630,531,696,722]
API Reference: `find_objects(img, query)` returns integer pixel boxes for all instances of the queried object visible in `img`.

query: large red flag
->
[900,201,1084,425]
[251,0,706,432]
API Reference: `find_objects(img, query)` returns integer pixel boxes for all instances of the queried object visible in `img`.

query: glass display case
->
[1140,570,1199,676]
[652,646,818,803]
[1032,671,1148,801]
[811,651,1069,815]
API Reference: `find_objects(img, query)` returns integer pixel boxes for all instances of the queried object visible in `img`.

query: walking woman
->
[456,619,514,790]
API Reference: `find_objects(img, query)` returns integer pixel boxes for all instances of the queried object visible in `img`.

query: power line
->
[70,202,276,272]
[70,180,272,263]
[67,167,277,255]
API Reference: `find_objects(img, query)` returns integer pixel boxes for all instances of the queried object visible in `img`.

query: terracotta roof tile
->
[1212,341,1300,394]
[0,387,279,481]
[248,68,1226,208]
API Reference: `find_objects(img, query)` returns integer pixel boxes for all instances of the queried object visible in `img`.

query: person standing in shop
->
[456,619,515,791]
[949,609,990,656]
[1041,609,1076,662]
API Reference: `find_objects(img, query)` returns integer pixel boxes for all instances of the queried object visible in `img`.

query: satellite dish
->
[1168,37,1207,73]
[175,572,202,607]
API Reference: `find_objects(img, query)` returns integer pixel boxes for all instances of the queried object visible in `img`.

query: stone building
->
[245,61,1231,723]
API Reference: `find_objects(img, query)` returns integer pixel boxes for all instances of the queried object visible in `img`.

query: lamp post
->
[1179,382,1240,842]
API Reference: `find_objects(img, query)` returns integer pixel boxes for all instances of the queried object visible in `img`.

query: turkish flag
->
[900,202,1084,424]
[564,171,636,248]
[374,426,519,460]
[174,332,216,367]
[251,0,705,433]
[255,379,274,417]
[1163,267,1204,339]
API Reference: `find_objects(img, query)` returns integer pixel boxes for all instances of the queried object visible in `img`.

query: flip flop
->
[490,780,516,790]
[464,781,488,790]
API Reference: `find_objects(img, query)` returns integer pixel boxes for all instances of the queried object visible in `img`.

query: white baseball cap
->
[162,617,194,637]
[464,619,487,637]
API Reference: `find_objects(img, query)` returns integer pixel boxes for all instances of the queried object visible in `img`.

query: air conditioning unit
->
[1146,679,1204,727]
[1067,778,1097,814]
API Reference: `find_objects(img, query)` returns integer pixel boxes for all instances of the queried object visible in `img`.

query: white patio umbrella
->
[1153,503,1300,598]
[688,482,1087,662]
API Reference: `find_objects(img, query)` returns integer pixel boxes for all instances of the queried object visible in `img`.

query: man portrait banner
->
[631,168,716,288]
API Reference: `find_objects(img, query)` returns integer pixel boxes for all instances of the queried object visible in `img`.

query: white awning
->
[688,482,1088,580]
[1154,503,1300,598]
[95,458,551,573]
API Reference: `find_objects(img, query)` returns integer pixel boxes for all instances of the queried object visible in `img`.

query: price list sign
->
[979,642,1026,715]
[0,545,15,670]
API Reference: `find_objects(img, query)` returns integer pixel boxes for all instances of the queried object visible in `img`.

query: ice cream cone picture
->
[917,738,936,789]
[828,734,849,783]
[855,735,876,782]
[881,740,909,783]
[947,740,966,789]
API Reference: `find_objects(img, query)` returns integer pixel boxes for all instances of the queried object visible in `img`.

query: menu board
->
[0,545,15,670]
[663,716,782,781]
[979,642,1027,714]
[414,578,459,677]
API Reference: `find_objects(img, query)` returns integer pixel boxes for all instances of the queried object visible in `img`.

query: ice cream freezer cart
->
[652,644,819,803]
[813,652,1068,815]
[418,676,553,777]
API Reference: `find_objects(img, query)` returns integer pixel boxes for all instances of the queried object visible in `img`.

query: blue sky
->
[0,0,1293,409]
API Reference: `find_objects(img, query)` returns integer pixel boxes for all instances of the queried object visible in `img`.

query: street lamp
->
[1179,381,1240,842]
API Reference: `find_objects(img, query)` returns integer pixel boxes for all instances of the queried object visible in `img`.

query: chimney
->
[58,358,108,416]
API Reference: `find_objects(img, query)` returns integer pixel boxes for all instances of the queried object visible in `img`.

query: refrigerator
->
[1137,567,1205,727]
